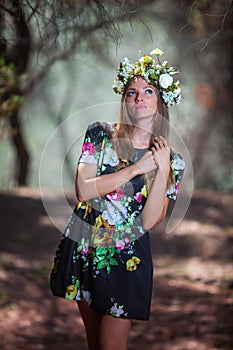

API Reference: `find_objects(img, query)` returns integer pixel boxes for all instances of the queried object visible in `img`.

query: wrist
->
[131,162,142,176]
[157,165,170,179]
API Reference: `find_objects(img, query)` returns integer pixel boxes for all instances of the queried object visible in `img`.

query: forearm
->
[142,169,170,231]
[76,163,139,201]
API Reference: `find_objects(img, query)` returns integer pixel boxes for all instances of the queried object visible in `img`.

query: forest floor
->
[0,188,232,350]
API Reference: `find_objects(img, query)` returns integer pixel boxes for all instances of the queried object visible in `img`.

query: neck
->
[131,122,153,148]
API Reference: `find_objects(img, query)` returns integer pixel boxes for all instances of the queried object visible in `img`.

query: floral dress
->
[50,121,185,320]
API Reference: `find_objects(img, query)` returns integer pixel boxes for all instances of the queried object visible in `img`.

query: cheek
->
[148,95,158,109]
[125,101,134,111]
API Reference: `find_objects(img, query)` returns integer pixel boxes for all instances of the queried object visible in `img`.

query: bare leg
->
[99,314,132,350]
[77,301,102,350]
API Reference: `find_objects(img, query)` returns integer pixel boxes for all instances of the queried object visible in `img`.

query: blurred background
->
[0,1,232,349]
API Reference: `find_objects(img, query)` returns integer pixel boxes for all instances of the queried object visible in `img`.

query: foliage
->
[0,0,155,185]
[0,58,23,139]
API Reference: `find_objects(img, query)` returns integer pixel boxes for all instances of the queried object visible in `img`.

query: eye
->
[145,88,154,95]
[126,91,136,97]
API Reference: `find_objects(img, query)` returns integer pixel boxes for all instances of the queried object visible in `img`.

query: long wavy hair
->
[113,76,174,191]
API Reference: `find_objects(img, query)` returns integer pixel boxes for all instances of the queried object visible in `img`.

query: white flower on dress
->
[159,73,173,88]
[103,147,119,167]
[172,156,185,170]
[102,201,128,225]
[166,184,176,196]
[80,153,97,165]
[82,290,92,305]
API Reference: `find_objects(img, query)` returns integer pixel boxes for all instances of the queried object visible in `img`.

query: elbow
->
[142,221,156,232]
[142,212,166,231]
[142,219,161,232]
[77,192,85,202]
[76,188,89,202]
[76,185,96,202]
[142,218,156,232]
[76,183,87,202]
[76,178,90,202]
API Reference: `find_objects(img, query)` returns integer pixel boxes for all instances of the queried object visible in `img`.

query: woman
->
[50,49,185,350]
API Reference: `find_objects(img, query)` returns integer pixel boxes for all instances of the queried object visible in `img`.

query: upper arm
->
[155,196,170,225]
[145,196,170,231]
[75,162,98,200]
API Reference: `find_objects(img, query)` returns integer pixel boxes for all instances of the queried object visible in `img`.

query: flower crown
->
[112,48,182,107]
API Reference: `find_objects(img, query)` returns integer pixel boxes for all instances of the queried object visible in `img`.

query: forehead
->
[126,76,155,90]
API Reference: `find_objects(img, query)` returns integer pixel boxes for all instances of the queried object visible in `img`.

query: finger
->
[154,137,164,148]
[153,141,160,151]
[158,135,169,147]
[150,147,156,155]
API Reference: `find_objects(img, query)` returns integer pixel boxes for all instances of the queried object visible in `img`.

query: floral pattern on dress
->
[51,122,185,318]
[102,143,119,167]
[65,275,92,304]
[107,300,128,318]
[166,152,185,200]
[126,256,141,271]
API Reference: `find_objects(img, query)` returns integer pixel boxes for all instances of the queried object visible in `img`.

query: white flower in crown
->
[159,73,173,89]
[150,48,163,56]
[172,87,181,98]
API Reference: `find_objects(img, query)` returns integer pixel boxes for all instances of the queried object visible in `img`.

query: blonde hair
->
[113,76,174,191]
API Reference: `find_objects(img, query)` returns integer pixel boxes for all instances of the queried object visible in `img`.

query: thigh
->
[99,314,132,350]
[77,301,102,350]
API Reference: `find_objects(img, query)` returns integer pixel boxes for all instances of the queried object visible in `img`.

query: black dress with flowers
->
[50,121,185,320]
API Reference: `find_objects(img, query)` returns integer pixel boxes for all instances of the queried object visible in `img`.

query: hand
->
[151,136,170,175]
[135,150,158,175]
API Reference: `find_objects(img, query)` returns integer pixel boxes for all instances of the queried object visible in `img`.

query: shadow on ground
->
[0,188,232,350]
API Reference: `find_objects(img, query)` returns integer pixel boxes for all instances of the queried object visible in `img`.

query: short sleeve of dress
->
[166,151,185,201]
[78,122,105,165]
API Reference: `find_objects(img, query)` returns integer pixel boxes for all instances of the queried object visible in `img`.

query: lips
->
[135,105,147,110]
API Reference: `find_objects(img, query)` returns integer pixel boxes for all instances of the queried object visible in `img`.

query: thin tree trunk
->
[6,0,31,186]
[9,111,29,186]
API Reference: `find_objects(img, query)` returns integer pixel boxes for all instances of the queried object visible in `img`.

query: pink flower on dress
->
[115,239,125,250]
[82,142,96,155]
[81,242,89,255]
[134,192,143,203]
[175,182,181,192]
[107,188,124,201]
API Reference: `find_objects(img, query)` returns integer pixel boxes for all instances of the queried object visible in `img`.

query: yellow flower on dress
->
[65,285,77,300]
[132,256,140,264]
[140,185,147,197]
[95,215,113,229]
[51,259,60,274]
[126,256,141,271]
[76,201,92,219]
[93,231,113,247]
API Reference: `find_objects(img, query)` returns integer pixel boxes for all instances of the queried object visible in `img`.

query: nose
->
[135,92,143,103]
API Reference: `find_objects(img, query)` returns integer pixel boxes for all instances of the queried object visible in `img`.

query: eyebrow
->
[127,86,155,91]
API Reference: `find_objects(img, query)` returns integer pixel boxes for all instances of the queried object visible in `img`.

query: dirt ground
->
[0,188,232,350]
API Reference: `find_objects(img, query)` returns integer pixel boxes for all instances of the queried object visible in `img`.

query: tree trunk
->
[5,0,31,186]
[9,111,29,186]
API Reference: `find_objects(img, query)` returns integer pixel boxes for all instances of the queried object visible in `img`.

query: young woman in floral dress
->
[50,49,185,350]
